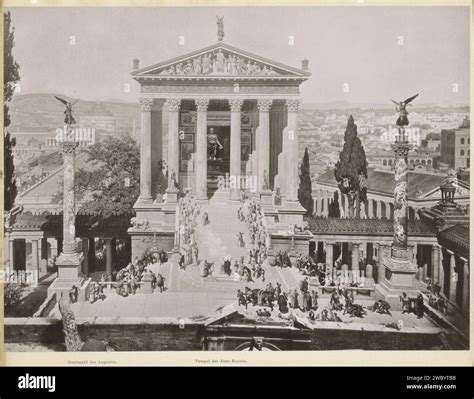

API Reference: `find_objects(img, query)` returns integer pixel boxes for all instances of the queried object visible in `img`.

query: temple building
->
[129,41,311,257]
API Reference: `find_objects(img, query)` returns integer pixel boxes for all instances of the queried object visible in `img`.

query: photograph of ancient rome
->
[3,6,470,352]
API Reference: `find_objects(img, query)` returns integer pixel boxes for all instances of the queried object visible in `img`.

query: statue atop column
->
[391,93,418,128]
[207,127,223,160]
[55,96,79,126]
[375,94,420,309]
[216,16,224,42]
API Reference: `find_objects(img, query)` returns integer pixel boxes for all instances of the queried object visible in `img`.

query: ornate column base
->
[163,187,179,204]
[275,199,306,228]
[48,251,91,302]
[374,245,419,310]
[259,189,273,205]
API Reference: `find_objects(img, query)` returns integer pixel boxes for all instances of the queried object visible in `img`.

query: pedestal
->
[375,247,419,310]
[48,251,91,302]
[276,199,306,228]
[163,187,179,204]
[259,189,273,205]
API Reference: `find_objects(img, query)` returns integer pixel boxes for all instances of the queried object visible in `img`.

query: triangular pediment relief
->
[133,43,310,79]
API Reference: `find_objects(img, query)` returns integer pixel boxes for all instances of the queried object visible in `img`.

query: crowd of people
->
[425,278,449,315]
[236,272,396,323]
[399,292,425,319]
[242,198,268,250]
[178,191,200,267]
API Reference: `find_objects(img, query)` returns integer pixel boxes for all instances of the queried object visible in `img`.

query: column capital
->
[165,98,181,111]
[286,99,301,112]
[61,141,79,155]
[229,99,244,112]
[257,99,273,112]
[195,98,210,111]
[139,98,153,111]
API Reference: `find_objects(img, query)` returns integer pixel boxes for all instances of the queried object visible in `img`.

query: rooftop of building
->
[315,168,467,198]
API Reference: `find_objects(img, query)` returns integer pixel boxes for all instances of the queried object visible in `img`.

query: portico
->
[129,42,310,258]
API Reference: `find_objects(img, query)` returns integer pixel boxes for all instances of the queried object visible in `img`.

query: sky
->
[7,6,470,106]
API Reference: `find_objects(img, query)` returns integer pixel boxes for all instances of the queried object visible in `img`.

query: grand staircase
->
[196,190,251,266]
[164,190,303,294]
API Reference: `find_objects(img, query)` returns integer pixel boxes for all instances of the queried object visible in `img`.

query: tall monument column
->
[48,139,90,301]
[375,127,419,309]
[257,99,272,192]
[229,99,244,201]
[391,137,412,258]
[285,99,301,202]
[195,98,209,201]
[165,98,181,189]
[139,98,153,201]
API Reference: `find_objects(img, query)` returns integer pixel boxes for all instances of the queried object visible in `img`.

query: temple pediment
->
[132,42,310,81]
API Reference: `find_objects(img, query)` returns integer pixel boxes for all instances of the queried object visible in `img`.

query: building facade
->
[129,41,311,258]
[440,117,470,169]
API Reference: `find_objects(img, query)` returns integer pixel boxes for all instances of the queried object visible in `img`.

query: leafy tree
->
[298,147,313,216]
[334,115,368,218]
[53,136,140,218]
[4,11,20,211]
[4,282,23,314]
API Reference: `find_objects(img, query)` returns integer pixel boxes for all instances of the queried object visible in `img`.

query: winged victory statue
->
[54,96,79,125]
[391,93,419,127]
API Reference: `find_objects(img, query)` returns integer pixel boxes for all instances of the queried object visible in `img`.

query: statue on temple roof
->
[216,16,224,41]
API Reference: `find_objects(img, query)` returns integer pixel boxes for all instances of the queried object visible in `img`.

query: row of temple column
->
[316,240,468,313]
[444,249,469,313]
[7,236,121,278]
[313,190,420,220]
[139,97,301,202]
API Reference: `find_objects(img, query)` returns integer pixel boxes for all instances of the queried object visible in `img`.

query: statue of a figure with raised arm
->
[207,128,223,160]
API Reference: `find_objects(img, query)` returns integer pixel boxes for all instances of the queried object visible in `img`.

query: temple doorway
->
[207,125,230,195]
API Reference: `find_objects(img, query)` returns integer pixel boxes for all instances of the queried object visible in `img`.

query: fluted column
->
[368,199,374,219]
[461,257,469,313]
[326,241,334,275]
[439,249,445,293]
[285,99,301,202]
[8,239,14,269]
[343,195,349,218]
[376,200,382,219]
[88,237,96,272]
[165,99,181,189]
[448,250,457,303]
[339,195,344,218]
[82,238,89,276]
[31,239,39,273]
[195,98,209,200]
[385,202,391,219]
[323,194,329,218]
[351,243,360,272]
[256,99,272,192]
[431,244,440,284]
[139,98,153,201]
[105,238,113,276]
[229,99,244,201]
[315,196,321,216]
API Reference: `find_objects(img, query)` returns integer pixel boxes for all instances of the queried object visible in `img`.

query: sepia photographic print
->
[1,2,471,365]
